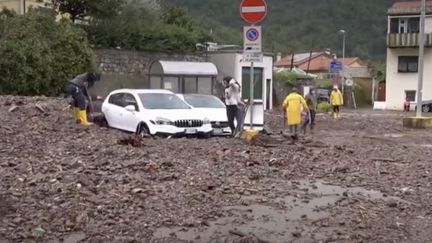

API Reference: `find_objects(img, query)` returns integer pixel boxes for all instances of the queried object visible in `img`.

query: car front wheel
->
[136,123,150,138]
[422,105,431,113]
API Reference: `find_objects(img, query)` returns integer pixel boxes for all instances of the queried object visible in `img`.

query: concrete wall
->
[386,48,432,110]
[95,49,204,76]
[0,0,45,12]
[425,16,432,33]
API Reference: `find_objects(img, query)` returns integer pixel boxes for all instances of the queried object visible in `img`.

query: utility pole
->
[339,30,346,93]
[416,0,426,117]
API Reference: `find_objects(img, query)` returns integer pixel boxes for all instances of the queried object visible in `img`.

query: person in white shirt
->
[223,76,244,136]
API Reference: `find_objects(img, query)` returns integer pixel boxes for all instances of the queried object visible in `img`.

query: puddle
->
[152,197,336,242]
[63,232,86,243]
[294,180,407,203]
[152,180,407,242]
[383,133,404,138]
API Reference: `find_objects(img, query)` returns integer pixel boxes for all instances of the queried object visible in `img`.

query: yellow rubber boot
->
[337,113,341,119]
[333,112,337,119]
[73,108,80,123]
[78,110,92,126]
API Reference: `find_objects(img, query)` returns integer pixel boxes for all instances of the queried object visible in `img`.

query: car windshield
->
[183,95,225,108]
[138,93,191,109]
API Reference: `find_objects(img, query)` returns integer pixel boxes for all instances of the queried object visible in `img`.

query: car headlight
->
[155,117,173,125]
[203,118,210,124]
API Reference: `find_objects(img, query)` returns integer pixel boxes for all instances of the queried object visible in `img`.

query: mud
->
[0,96,432,243]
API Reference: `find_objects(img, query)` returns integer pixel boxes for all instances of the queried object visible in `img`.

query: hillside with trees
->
[163,0,398,61]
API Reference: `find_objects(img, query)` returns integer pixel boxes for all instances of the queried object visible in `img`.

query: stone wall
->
[90,49,205,96]
[94,49,205,76]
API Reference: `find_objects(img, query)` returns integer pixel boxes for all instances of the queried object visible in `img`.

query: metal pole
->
[342,32,346,93]
[250,61,254,129]
[416,0,426,117]
[19,0,25,15]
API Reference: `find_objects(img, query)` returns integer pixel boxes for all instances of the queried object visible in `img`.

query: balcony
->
[387,32,432,48]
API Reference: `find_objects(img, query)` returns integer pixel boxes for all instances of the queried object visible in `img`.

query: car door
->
[120,93,141,132]
[104,93,125,129]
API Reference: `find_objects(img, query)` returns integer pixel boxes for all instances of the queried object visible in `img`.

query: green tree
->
[84,1,212,53]
[49,0,125,23]
[0,13,94,96]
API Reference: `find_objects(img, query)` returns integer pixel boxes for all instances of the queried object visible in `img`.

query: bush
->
[316,79,333,89]
[274,71,301,86]
[0,13,94,96]
[317,102,332,112]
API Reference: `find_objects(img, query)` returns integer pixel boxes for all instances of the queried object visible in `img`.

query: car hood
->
[192,108,228,122]
[142,109,208,121]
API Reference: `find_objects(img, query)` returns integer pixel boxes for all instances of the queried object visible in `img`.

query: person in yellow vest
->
[282,88,309,142]
[330,87,344,119]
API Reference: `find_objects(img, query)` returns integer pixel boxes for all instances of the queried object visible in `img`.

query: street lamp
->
[339,30,346,92]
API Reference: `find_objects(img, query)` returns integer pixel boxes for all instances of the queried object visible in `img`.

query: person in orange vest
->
[330,86,344,119]
[282,88,309,142]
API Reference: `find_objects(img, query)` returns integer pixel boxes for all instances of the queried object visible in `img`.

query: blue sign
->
[246,28,260,41]
[330,60,343,73]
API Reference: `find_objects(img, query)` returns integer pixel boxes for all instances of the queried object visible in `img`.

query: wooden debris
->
[35,103,46,113]
[8,105,18,112]
[375,158,395,162]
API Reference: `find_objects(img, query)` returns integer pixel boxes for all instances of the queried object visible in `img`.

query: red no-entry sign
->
[240,0,267,24]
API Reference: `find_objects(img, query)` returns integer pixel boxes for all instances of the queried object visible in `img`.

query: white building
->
[386,1,432,110]
[208,51,274,110]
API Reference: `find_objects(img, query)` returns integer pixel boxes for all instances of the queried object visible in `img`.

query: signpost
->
[240,0,267,130]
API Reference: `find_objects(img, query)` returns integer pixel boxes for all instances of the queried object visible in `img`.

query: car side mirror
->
[125,105,136,112]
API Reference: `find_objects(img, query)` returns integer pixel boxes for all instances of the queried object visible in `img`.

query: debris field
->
[1,96,431,243]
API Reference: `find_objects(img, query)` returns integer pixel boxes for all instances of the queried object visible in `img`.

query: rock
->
[387,200,398,208]
[32,226,46,238]
[131,188,146,194]
[292,231,302,237]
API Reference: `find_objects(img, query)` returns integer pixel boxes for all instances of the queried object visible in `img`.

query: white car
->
[177,94,231,135]
[102,89,213,137]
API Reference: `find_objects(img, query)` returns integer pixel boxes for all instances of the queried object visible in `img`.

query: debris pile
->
[0,96,431,242]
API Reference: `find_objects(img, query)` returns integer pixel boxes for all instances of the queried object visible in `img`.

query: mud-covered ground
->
[0,96,431,243]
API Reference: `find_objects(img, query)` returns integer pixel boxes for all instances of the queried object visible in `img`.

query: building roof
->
[149,61,218,76]
[297,55,332,72]
[388,1,432,15]
[337,57,363,66]
[274,52,324,67]
[275,51,368,73]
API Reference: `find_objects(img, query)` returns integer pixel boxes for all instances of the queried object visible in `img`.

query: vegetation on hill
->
[163,0,397,61]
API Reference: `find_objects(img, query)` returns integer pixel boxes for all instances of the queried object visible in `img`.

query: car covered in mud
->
[177,94,231,136]
[102,89,213,137]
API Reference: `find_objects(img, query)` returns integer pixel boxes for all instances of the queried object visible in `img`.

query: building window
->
[405,90,416,102]
[389,18,419,33]
[408,18,420,33]
[398,56,418,73]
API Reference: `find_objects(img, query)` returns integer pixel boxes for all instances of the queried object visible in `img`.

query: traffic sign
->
[240,0,267,24]
[345,78,354,86]
[244,26,262,53]
[243,52,263,63]
[330,60,343,73]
